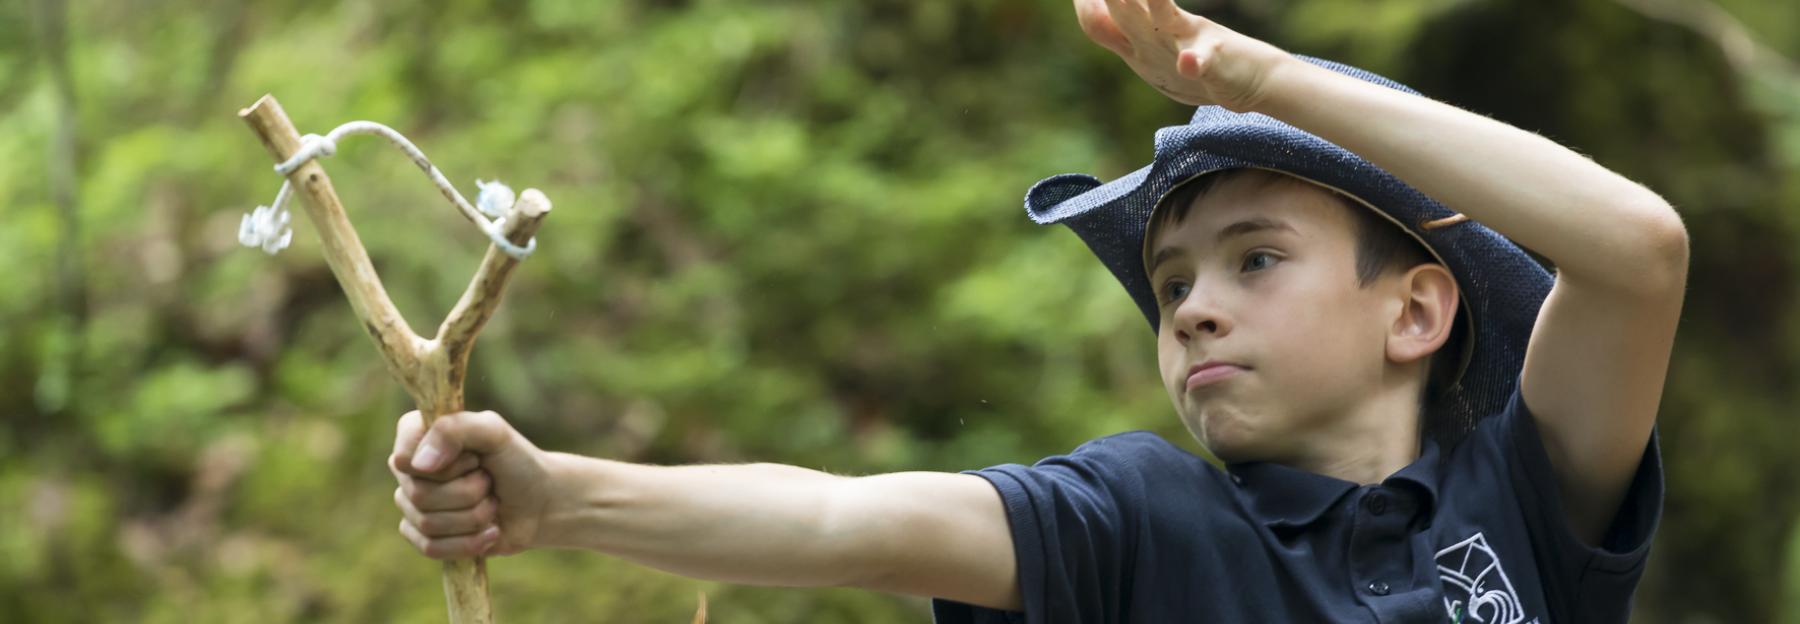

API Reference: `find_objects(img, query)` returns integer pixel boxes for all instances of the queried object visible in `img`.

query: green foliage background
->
[2,0,1797,621]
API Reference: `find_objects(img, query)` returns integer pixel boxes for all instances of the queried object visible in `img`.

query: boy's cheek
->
[1155,339,1184,387]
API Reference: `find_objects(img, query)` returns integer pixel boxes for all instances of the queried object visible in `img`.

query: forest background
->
[3,0,1799,621]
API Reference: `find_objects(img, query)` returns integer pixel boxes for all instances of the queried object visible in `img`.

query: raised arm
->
[388,410,1021,610]
[1251,50,1685,548]
[1077,0,1687,544]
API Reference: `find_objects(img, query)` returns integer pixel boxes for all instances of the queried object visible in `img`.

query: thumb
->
[1178,48,1203,79]
[411,410,514,472]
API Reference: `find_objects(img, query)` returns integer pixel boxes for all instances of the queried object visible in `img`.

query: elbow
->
[1588,192,1688,299]
[1636,197,1690,295]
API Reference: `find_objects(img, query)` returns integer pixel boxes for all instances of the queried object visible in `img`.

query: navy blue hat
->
[1025,57,1553,443]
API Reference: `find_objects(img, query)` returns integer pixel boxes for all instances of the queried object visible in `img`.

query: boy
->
[387,2,1684,621]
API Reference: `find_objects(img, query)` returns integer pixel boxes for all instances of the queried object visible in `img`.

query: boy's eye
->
[1161,281,1191,305]
[1242,251,1279,272]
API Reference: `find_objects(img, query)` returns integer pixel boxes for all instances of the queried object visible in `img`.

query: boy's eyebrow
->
[1148,246,1187,276]
[1148,217,1297,274]
[1216,217,1296,243]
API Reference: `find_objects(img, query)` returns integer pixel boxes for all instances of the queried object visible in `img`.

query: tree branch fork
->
[239,93,550,624]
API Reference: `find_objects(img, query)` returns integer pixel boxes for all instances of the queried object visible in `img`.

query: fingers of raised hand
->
[1100,0,1147,31]
[1099,0,1205,46]
[1075,0,1131,54]
[1146,0,1188,20]
[1106,0,1194,24]
[399,518,501,560]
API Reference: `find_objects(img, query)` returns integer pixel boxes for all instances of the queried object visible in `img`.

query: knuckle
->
[474,410,510,432]
[389,453,412,476]
[417,515,444,535]
[423,540,459,560]
[461,472,491,497]
[400,521,426,551]
[448,454,479,477]
[423,421,456,444]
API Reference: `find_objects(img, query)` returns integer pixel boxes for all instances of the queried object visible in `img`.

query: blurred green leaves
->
[1,0,1797,621]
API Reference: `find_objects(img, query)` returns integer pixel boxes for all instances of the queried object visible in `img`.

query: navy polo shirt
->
[931,385,1662,623]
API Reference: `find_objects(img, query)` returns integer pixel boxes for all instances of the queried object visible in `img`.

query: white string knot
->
[240,121,537,259]
[238,201,293,254]
[274,134,338,176]
[476,179,516,219]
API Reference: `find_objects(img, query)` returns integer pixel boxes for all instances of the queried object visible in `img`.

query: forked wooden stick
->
[240,94,550,624]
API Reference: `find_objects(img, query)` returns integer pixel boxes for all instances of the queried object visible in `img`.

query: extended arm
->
[389,410,1021,610]
[538,455,1022,608]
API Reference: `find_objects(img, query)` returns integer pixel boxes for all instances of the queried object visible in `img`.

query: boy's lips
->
[1186,361,1248,391]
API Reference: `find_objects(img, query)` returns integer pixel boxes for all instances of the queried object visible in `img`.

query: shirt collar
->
[1383,436,1443,512]
[1225,460,1357,528]
[1224,438,1444,528]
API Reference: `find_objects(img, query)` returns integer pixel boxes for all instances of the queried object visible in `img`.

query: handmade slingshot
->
[235,94,549,623]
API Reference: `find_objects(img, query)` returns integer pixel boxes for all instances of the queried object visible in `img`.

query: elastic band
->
[243,122,537,259]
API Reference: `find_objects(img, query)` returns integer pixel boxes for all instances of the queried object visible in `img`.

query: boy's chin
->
[1183,410,1282,464]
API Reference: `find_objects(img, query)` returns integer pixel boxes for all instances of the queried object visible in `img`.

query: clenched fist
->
[388,410,557,560]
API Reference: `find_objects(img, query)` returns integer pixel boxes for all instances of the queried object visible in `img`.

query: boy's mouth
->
[1186,360,1248,391]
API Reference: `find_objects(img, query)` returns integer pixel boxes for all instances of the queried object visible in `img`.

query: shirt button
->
[1367,580,1391,596]
[1231,474,1243,486]
[1364,492,1388,515]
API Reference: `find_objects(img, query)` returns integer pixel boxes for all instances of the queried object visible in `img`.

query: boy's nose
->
[1175,319,1221,343]
[1172,297,1231,342]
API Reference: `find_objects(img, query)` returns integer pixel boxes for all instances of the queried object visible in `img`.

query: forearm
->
[1252,57,1688,294]
[535,452,864,587]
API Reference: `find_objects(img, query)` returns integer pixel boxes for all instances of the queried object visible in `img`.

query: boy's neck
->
[1285,382,1425,485]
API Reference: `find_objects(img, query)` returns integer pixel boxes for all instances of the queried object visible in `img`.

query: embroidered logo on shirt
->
[1436,532,1535,623]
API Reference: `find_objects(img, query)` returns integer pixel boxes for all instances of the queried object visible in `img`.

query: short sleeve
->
[931,432,1168,624]
[1471,384,1664,622]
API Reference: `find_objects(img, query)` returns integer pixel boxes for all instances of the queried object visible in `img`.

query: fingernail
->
[412,443,442,471]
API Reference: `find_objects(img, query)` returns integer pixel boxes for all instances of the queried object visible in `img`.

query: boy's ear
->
[1386,264,1459,365]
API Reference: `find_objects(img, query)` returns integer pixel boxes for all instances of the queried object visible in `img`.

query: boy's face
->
[1146,173,1406,464]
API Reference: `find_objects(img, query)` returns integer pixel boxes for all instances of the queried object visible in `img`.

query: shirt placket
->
[1349,485,1441,622]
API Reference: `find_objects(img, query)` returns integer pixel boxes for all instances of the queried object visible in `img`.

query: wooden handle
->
[240,94,550,624]
[441,558,493,624]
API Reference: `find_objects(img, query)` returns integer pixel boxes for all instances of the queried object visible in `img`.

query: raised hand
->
[1073,0,1291,110]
